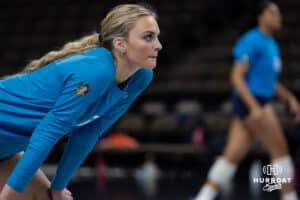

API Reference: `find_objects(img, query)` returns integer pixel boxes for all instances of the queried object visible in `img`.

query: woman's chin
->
[145,65,156,69]
[147,61,157,69]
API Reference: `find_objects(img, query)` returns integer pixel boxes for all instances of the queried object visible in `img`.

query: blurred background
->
[0,0,300,199]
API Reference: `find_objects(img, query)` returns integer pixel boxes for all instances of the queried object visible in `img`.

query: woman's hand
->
[248,105,264,122]
[287,96,300,123]
[51,188,73,200]
[0,184,23,200]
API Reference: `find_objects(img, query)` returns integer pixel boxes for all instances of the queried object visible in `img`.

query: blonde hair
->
[20,3,156,74]
[22,34,99,73]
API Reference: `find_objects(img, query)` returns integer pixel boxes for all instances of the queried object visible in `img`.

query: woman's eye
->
[144,35,154,41]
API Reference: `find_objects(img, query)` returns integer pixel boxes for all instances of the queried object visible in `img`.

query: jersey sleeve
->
[233,35,258,66]
[6,63,112,192]
[50,68,153,190]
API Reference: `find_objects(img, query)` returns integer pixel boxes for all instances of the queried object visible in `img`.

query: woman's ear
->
[112,37,127,54]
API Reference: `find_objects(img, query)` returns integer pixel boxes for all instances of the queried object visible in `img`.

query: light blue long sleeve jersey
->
[233,28,282,98]
[0,47,153,192]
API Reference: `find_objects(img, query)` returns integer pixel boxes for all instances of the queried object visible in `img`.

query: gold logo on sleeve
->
[76,83,90,95]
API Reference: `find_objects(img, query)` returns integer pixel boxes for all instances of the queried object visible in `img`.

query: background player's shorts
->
[232,94,270,119]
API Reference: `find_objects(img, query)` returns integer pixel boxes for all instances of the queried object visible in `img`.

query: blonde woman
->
[0,4,162,200]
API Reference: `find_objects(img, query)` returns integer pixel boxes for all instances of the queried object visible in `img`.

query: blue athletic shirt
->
[233,28,282,98]
[0,47,153,192]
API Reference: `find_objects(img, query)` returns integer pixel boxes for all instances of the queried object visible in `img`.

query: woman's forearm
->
[231,70,260,110]
[275,82,296,104]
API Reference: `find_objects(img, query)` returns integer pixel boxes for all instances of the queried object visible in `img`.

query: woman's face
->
[259,3,282,31]
[124,16,162,69]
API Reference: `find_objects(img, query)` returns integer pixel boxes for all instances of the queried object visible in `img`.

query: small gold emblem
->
[76,83,90,95]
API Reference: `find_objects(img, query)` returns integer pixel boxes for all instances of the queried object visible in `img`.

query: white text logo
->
[253,164,292,192]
